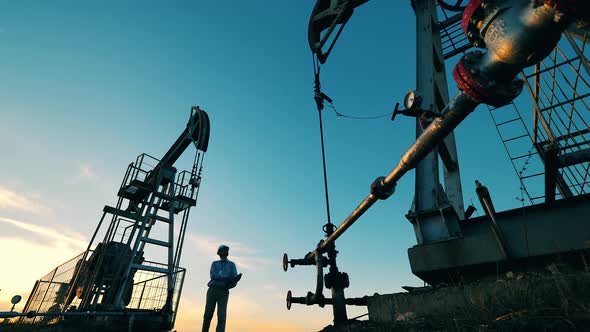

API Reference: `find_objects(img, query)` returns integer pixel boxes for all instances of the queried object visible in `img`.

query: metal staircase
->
[482,30,590,205]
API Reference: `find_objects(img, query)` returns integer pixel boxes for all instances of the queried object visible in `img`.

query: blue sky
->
[0,1,538,330]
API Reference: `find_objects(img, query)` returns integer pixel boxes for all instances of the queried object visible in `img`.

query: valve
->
[282,253,289,271]
[286,290,322,310]
[285,290,367,310]
[286,290,292,310]
[455,0,569,107]
[282,253,324,271]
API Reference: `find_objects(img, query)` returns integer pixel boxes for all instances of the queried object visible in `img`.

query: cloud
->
[187,233,271,271]
[74,162,99,182]
[0,217,88,316]
[0,216,87,249]
[0,237,86,313]
[0,185,53,216]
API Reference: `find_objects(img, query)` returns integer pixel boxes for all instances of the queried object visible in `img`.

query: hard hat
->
[217,244,229,254]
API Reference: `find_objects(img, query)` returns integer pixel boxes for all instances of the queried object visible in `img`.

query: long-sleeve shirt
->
[208,259,238,289]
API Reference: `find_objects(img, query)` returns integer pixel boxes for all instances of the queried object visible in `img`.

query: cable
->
[313,54,334,228]
[326,102,394,120]
[318,102,333,226]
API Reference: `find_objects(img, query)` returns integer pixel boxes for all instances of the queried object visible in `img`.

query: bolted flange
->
[453,54,524,107]
[325,271,350,290]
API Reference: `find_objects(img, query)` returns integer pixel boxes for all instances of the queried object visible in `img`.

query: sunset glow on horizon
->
[0,1,534,331]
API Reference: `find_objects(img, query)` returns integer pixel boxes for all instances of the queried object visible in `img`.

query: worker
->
[201,244,242,332]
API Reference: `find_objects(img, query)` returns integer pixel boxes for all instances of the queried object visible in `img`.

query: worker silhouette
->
[202,244,242,332]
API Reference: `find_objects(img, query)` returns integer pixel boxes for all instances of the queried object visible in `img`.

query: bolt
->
[554,10,565,23]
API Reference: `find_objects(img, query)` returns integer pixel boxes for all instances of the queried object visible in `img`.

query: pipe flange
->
[462,0,486,47]
[544,0,590,22]
[370,176,394,200]
[453,53,489,104]
[453,53,524,107]
[325,271,350,289]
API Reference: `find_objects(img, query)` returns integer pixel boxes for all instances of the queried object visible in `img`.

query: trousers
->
[201,287,229,332]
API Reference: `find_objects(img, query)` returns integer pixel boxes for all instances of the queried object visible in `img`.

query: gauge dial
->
[404,90,418,109]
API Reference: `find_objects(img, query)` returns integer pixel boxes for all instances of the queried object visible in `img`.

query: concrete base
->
[322,266,590,331]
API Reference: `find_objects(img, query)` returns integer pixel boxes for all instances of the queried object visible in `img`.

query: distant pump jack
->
[15,106,211,332]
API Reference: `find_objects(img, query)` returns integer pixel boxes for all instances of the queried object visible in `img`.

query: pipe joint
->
[453,54,524,106]
[325,271,350,290]
[370,176,395,200]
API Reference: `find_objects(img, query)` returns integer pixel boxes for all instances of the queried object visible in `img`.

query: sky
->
[0,1,542,331]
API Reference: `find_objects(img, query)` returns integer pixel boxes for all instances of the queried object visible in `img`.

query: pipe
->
[475,180,509,259]
[287,293,368,308]
[299,0,578,261]
[312,248,325,306]
[304,91,478,260]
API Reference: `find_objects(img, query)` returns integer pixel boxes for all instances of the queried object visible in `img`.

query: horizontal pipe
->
[305,92,478,260]
[289,296,368,307]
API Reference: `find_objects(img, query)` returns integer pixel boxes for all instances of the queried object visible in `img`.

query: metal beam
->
[408,193,590,284]
[410,0,463,245]
[557,148,590,168]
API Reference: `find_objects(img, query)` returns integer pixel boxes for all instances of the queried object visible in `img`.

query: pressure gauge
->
[404,90,419,109]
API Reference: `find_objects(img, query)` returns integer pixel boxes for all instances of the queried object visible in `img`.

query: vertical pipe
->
[331,288,348,325]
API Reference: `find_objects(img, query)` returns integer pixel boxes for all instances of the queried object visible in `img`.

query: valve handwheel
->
[286,290,293,310]
[283,253,289,272]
